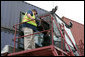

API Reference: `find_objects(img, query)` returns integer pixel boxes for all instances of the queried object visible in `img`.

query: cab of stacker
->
[16,8,79,56]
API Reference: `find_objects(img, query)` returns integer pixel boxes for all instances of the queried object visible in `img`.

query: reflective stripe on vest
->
[22,12,37,27]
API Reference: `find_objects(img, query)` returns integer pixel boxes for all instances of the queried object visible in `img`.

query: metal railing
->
[12,14,81,56]
[13,14,52,53]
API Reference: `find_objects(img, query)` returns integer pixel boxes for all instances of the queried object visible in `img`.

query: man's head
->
[32,9,38,15]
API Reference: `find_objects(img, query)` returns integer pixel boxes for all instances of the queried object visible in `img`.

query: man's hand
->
[27,14,34,20]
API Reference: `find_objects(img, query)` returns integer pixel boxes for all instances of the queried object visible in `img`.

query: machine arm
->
[50,6,73,29]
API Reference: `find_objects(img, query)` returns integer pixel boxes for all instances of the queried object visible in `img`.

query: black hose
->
[54,13,73,29]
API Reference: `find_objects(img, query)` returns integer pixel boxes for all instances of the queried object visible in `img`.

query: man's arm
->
[22,10,35,22]
[22,14,35,22]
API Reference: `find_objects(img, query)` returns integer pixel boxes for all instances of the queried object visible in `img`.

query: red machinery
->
[7,6,82,56]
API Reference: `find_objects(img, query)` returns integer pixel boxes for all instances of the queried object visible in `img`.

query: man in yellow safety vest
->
[22,9,38,50]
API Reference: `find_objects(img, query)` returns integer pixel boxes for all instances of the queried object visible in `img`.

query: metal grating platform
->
[8,45,57,56]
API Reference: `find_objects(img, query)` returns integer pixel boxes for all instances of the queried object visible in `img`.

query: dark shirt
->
[21,22,38,32]
[37,19,50,35]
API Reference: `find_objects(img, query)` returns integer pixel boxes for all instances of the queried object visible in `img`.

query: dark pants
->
[42,34,51,46]
[37,22,52,46]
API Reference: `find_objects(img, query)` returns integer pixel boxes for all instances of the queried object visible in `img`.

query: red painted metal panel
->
[8,45,62,56]
[7,14,82,56]
[62,16,84,56]
[8,45,52,56]
[52,49,58,56]
[62,16,84,44]
[13,26,17,52]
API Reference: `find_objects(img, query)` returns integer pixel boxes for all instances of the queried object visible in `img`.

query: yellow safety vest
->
[22,12,37,27]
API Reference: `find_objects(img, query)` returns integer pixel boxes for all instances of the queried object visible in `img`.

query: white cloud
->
[25,1,84,24]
